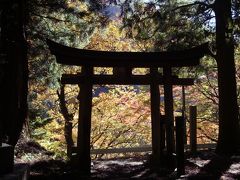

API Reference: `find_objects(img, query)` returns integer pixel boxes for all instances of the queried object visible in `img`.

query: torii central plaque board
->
[47,39,208,173]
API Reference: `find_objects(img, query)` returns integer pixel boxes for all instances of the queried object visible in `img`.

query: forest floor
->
[15,139,240,180]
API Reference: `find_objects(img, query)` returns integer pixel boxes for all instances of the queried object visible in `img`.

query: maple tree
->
[25,0,240,158]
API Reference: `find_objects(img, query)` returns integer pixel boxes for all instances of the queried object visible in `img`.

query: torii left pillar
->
[76,66,93,174]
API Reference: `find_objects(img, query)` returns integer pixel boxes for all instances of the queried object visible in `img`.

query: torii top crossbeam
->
[47,39,209,67]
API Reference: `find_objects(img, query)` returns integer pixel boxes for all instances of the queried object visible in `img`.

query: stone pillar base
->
[0,164,29,180]
[0,143,14,175]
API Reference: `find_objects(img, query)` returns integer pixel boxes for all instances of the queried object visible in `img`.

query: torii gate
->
[47,39,208,174]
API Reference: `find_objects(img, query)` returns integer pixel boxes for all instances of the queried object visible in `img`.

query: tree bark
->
[57,85,74,158]
[0,0,28,146]
[214,0,240,154]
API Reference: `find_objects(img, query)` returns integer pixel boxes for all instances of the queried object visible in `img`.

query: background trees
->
[90,0,240,154]
[2,0,238,159]
[26,3,154,158]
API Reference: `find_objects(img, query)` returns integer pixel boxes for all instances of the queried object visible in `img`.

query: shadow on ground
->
[29,151,240,180]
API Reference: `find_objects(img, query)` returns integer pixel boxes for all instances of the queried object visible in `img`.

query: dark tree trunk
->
[215,0,240,154]
[57,85,74,158]
[0,0,28,146]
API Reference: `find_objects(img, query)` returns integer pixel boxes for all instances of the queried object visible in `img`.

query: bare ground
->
[15,139,240,179]
[28,151,240,180]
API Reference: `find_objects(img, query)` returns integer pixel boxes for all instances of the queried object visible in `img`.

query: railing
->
[71,106,216,156]
[72,143,216,155]
[91,146,151,154]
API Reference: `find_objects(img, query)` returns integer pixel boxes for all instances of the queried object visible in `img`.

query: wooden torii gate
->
[47,39,208,174]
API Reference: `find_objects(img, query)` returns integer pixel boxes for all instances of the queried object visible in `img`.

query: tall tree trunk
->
[215,0,240,154]
[0,0,28,146]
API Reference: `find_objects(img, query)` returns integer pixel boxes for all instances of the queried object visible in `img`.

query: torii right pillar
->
[163,65,175,169]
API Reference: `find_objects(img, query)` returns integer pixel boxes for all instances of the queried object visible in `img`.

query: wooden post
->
[150,67,162,166]
[0,105,2,146]
[182,86,187,144]
[163,66,175,168]
[0,124,2,146]
[113,67,132,78]
[176,116,185,176]
[160,115,166,153]
[77,66,93,174]
[0,54,2,146]
[190,106,197,153]
[66,121,73,158]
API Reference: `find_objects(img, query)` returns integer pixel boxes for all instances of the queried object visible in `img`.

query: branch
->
[206,77,218,98]
[91,124,110,144]
[31,12,71,23]
[57,85,74,122]
[195,83,219,105]
[171,1,213,12]
[198,127,217,142]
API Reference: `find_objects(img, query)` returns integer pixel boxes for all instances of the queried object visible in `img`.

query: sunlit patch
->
[225,163,240,174]
[94,67,113,75]
[132,68,150,75]
[188,158,210,168]
[94,159,144,167]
